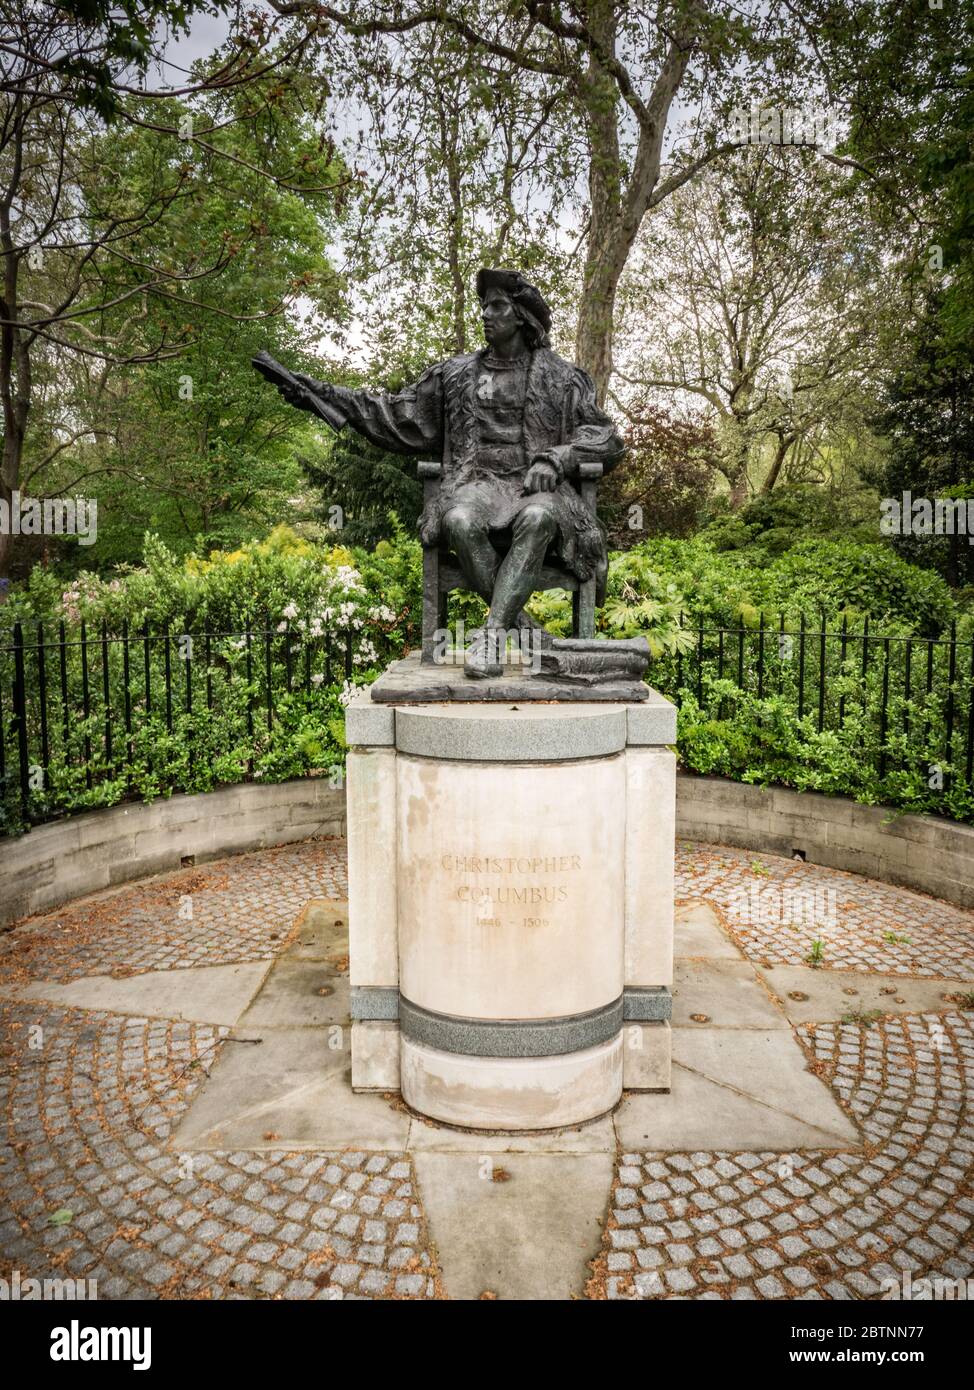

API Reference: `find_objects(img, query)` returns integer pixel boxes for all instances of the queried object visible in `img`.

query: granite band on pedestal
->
[351,985,671,1038]
[623,986,672,1021]
[350,986,400,1021]
[398,995,623,1058]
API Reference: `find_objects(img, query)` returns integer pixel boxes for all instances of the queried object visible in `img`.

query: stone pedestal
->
[345,682,675,1130]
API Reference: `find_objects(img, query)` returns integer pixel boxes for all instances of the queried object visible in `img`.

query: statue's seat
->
[418,458,602,663]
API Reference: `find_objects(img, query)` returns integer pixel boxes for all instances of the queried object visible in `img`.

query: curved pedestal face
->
[401,1034,623,1131]
[397,752,626,1021]
[396,738,625,1129]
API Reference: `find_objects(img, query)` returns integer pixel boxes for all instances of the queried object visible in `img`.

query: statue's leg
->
[488,502,558,630]
[441,505,498,602]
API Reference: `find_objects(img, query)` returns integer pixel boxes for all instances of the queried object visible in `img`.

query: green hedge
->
[2,526,971,833]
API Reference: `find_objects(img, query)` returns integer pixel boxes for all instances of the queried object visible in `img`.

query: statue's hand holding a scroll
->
[275,371,327,410]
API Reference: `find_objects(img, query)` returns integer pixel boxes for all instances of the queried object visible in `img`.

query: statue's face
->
[481,288,522,348]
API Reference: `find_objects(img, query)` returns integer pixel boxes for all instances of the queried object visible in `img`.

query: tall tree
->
[612,147,887,505]
[270,1,822,402]
[868,292,974,589]
[809,0,973,347]
[0,0,343,578]
[43,82,350,564]
[807,1,973,582]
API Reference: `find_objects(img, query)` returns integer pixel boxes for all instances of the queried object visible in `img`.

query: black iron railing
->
[2,611,972,834]
[0,620,355,832]
[652,612,974,799]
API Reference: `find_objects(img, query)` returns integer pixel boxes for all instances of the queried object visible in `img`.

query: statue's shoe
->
[464,627,504,679]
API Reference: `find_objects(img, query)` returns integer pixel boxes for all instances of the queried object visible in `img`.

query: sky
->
[149,7,236,86]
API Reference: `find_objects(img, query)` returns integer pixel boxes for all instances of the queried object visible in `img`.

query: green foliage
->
[821,0,974,349]
[0,525,420,832]
[867,292,974,591]
[4,527,971,833]
[56,79,350,567]
[301,433,423,548]
[700,483,877,556]
[670,659,974,824]
[626,534,958,637]
[599,409,718,546]
[599,553,695,658]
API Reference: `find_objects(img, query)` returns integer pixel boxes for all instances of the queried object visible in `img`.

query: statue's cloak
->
[329,347,624,600]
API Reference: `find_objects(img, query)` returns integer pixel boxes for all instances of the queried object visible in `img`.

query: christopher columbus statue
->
[255,269,624,679]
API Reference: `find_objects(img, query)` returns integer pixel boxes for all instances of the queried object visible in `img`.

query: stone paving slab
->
[758,964,973,1026]
[237,960,349,1029]
[172,1028,411,1153]
[674,901,744,959]
[616,1028,861,1152]
[414,1152,613,1300]
[673,960,789,1030]
[287,900,348,962]
[0,961,270,1027]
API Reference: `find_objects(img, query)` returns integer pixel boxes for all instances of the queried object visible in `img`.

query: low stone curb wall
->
[2,772,971,928]
[0,779,345,927]
[676,773,974,910]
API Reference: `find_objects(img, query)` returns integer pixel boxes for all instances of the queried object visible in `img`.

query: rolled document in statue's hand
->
[251,350,346,431]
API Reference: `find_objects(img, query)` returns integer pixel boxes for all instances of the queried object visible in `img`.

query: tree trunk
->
[0,103,28,587]
[576,233,630,405]
[761,432,796,494]
[574,4,626,404]
[728,467,748,510]
[573,4,691,404]
[0,328,29,586]
[437,93,466,355]
[0,497,12,589]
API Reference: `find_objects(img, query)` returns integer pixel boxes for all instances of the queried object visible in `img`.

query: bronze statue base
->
[368,649,650,703]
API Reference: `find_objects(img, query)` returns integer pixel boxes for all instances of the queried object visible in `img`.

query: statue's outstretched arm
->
[254,352,444,457]
[327,366,445,456]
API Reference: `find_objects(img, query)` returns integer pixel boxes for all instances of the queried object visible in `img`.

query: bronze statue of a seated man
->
[263,268,624,677]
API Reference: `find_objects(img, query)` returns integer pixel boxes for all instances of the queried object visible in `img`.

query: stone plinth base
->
[345,681,676,1130]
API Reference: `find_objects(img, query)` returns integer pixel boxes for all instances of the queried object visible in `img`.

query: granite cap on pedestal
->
[394,702,627,762]
[344,673,677,758]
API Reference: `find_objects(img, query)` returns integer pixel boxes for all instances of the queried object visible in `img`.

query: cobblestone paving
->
[2,837,972,1300]
[676,843,974,978]
[9,839,967,992]
[0,840,348,987]
[0,1001,438,1299]
[590,1010,974,1300]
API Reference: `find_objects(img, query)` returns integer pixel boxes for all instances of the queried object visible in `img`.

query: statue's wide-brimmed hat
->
[475,268,552,333]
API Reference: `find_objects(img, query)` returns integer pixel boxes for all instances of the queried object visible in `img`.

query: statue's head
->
[476,268,552,351]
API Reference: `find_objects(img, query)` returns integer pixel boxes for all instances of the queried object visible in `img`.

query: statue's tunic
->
[328,346,624,597]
